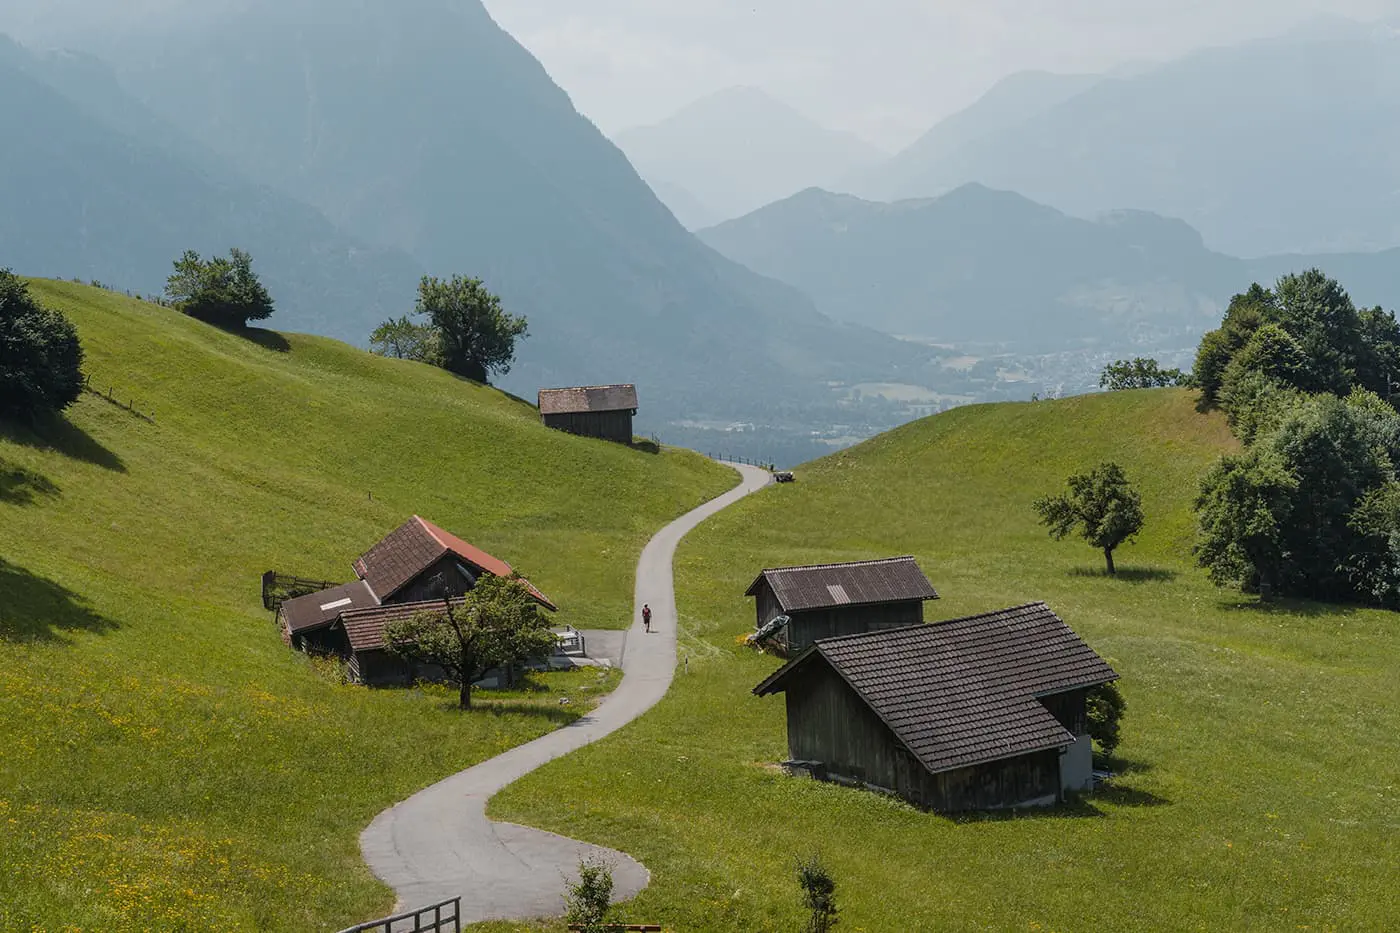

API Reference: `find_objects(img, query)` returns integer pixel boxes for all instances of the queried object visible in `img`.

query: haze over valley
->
[5,0,1400,463]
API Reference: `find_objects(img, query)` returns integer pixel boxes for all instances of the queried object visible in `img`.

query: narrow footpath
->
[360,463,772,923]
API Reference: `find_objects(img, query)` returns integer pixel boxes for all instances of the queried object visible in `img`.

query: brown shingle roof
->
[537,384,638,415]
[280,580,380,634]
[352,516,555,610]
[754,602,1118,774]
[338,597,468,653]
[745,557,939,612]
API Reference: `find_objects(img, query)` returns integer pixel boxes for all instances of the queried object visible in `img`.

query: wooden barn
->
[753,602,1118,812]
[537,384,638,443]
[275,516,555,684]
[746,557,939,655]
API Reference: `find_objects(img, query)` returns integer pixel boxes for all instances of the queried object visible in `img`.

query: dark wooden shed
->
[753,602,1118,812]
[278,579,378,654]
[537,385,638,444]
[745,557,939,655]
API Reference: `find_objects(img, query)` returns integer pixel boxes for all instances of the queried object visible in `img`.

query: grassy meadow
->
[0,281,733,930]
[488,389,1400,931]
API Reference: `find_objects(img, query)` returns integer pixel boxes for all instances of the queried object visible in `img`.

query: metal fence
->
[336,897,461,933]
[260,570,341,612]
[704,452,776,470]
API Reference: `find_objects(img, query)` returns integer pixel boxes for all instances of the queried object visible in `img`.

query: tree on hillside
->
[382,574,556,709]
[1100,358,1186,390]
[1195,392,1400,604]
[415,275,527,383]
[369,314,439,363]
[0,270,85,421]
[164,248,275,328]
[1034,462,1145,575]
[1195,271,1400,412]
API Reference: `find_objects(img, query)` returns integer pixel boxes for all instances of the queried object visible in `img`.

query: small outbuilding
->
[275,516,555,684]
[745,556,939,655]
[753,602,1118,812]
[537,384,638,444]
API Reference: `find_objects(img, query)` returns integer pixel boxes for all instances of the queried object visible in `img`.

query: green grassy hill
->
[489,389,1400,931]
[0,280,733,930]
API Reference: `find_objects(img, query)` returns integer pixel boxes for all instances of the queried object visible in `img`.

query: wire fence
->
[81,375,155,424]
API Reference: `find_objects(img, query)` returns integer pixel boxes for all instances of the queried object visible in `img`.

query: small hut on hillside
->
[746,557,939,654]
[753,602,1118,812]
[537,384,638,443]
[275,516,555,684]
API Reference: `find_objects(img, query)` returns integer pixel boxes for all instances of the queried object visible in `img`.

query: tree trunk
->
[458,679,472,710]
[1104,547,1116,576]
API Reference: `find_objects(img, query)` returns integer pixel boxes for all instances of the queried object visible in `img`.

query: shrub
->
[0,270,85,421]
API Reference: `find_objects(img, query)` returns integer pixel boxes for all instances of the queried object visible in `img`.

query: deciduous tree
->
[0,270,84,421]
[415,275,527,383]
[383,574,556,709]
[1034,462,1145,575]
[164,248,275,328]
[1099,357,1186,390]
[369,314,439,363]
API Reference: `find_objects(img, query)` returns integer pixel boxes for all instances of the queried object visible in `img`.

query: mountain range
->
[0,36,422,339]
[700,184,1400,349]
[847,18,1400,257]
[0,0,935,433]
[615,86,886,229]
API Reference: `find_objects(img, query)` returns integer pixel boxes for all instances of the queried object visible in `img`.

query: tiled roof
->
[754,602,1117,774]
[280,580,379,634]
[538,384,638,415]
[339,597,467,653]
[745,557,938,612]
[352,516,556,610]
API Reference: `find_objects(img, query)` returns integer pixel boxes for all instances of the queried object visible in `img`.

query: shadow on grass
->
[1220,596,1360,619]
[237,327,292,353]
[0,558,117,643]
[0,415,125,472]
[953,784,1171,823]
[0,461,60,505]
[1068,566,1178,584]
[461,698,584,725]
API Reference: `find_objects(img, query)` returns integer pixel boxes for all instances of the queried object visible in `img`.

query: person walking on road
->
[642,604,652,633]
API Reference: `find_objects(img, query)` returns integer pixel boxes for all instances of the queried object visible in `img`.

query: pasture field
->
[0,281,731,930]
[488,389,1400,932]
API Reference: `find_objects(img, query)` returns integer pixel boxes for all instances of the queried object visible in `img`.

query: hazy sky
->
[4,0,1399,149]
[481,0,1400,147]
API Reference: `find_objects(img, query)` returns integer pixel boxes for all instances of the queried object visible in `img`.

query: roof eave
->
[752,646,822,696]
[918,734,1078,777]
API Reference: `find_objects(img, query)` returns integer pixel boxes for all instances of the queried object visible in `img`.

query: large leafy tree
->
[1196,392,1400,603]
[164,248,275,328]
[383,574,556,709]
[1034,462,1145,575]
[415,275,528,383]
[0,270,84,421]
[1099,357,1186,391]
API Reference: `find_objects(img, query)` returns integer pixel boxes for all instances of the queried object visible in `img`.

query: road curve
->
[359,463,772,923]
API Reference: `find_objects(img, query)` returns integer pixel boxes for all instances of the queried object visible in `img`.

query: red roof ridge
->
[412,515,557,611]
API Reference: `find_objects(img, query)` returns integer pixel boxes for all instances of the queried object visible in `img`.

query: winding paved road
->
[360,463,772,923]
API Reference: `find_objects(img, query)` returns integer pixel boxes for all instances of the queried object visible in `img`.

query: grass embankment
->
[489,389,1400,931]
[0,281,733,930]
